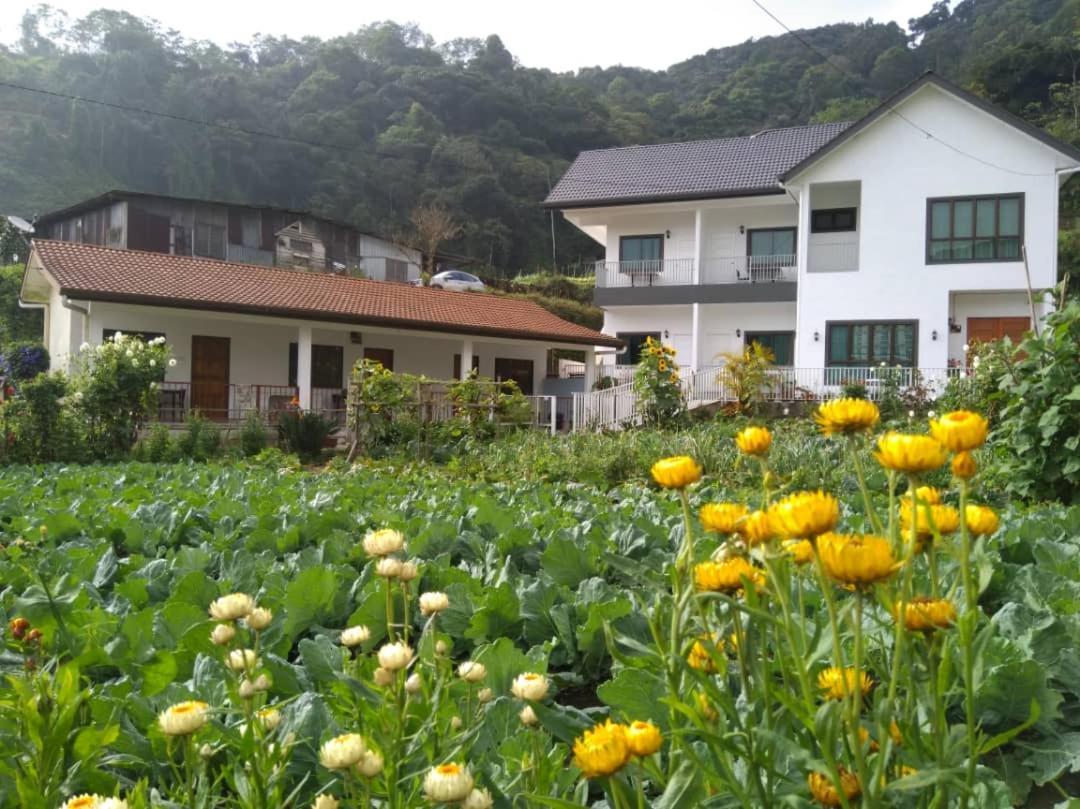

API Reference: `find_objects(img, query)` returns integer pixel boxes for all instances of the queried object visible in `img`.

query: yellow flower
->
[889,720,903,746]
[965,504,1000,537]
[815,398,880,436]
[930,410,989,452]
[817,667,873,701]
[768,491,839,539]
[783,539,815,565]
[896,597,957,632]
[952,451,978,480]
[735,426,772,456]
[808,768,861,807]
[650,456,702,489]
[874,432,949,474]
[899,502,960,543]
[700,503,748,534]
[817,533,899,586]
[625,720,663,757]
[693,558,764,593]
[461,788,494,809]
[362,528,405,557]
[696,691,718,721]
[572,720,631,778]
[422,763,475,802]
[737,510,777,545]
[669,372,680,384]
[158,701,210,736]
[61,796,104,809]
[658,360,668,372]
[687,634,723,671]
[902,485,942,506]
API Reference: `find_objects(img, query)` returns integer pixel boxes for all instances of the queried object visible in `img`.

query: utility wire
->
[0,78,356,155]
[747,0,1058,178]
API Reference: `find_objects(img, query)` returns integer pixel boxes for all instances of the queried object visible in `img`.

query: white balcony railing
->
[594,255,797,288]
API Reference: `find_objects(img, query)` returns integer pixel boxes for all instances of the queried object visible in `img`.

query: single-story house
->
[19,240,618,423]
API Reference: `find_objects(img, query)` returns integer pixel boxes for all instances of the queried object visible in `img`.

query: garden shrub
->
[991,300,1080,502]
[633,336,685,426]
[176,411,222,461]
[0,372,83,463]
[133,422,179,463]
[936,339,1017,423]
[240,411,269,457]
[278,409,333,462]
[0,341,49,382]
[718,342,774,414]
[73,334,171,458]
[842,382,867,399]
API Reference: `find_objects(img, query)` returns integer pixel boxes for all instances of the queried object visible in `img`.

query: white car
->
[429,270,485,292]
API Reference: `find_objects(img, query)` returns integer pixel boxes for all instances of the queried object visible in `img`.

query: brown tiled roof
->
[30,240,621,348]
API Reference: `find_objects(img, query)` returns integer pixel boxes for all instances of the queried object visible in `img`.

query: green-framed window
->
[927,195,1023,263]
[826,321,917,367]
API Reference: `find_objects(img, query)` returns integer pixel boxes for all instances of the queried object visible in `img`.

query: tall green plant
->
[633,337,685,426]
[718,343,774,414]
[991,300,1080,502]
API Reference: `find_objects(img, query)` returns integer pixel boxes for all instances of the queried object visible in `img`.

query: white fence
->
[571,366,965,431]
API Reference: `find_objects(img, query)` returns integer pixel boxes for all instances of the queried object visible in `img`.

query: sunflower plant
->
[632,337,685,426]
[591,403,1021,807]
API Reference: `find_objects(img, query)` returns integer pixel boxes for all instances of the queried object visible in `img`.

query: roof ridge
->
[570,120,852,157]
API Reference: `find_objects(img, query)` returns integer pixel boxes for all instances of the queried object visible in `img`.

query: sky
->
[2,0,933,71]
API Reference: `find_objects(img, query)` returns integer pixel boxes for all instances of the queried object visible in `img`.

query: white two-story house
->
[546,73,1080,397]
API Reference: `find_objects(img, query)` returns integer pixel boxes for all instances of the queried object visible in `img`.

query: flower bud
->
[519,705,538,726]
[372,667,393,687]
[398,561,419,582]
[377,642,412,671]
[375,557,403,578]
[450,716,463,730]
[211,623,236,646]
[477,687,493,704]
[435,640,449,655]
[340,625,370,647]
[419,591,449,616]
[246,607,273,631]
[457,661,486,683]
[356,749,384,778]
[226,648,260,672]
[405,673,422,694]
[951,451,977,480]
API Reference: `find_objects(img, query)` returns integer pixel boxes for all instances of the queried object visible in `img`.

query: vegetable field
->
[2,441,1080,807]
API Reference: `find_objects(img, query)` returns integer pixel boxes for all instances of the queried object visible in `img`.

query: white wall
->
[807,182,860,273]
[601,302,795,367]
[46,286,77,371]
[948,291,1036,362]
[790,83,1072,368]
[78,303,550,393]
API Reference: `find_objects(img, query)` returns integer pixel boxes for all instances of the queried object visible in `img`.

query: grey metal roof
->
[544,122,852,208]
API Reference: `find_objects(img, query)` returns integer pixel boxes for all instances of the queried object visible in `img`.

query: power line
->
[747,0,1056,178]
[0,78,356,155]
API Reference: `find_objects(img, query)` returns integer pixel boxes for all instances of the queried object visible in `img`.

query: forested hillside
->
[0,0,1078,272]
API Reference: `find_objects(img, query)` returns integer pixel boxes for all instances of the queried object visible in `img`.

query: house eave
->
[543,186,786,210]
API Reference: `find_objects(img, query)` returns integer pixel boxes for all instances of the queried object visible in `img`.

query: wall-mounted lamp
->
[738,225,745,235]
[813,331,820,342]
[665,230,671,239]
[663,330,670,340]
[931,329,939,341]
[735,328,742,338]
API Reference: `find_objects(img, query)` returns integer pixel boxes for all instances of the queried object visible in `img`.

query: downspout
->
[62,296,92,346]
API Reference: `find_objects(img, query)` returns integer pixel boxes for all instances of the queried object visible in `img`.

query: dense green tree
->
[0,1,1077,275]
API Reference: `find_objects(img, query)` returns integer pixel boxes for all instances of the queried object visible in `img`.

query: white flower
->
[419,591,449,616]
[477,687,493,703]
[908,410,916,419]
[375,557,403,578]
[362,528,405,557]
[462,788,494,809]
[927,410,936,419]
[257,707,282,731]
[239,673,271,698]
[519,705,538,726]
[435,640,449,655]
[510,672,549,701]
[356,749,384,778]
[149,359,156,367]
[113,331,124,341]
[405,672,422,694]
[226,648,260,672]
[398,561,419,581]
[209,593,254,621]
[210,623,236,646]
[319,733,366,770]
[340,625,370,647]
[311,794,339,809]
[962,343,970,353]
[450,716,462,730]
[79,342,91,352]
[99,799,130,809]
[168,358,178,368]
[245,607,273,631]
[125,349,134,358]
[72,391,84,402]
[423,763,474,803]
[457,661,486,683]
[973,356,981,368]
[377,642,412,671]
[158,701,209,736]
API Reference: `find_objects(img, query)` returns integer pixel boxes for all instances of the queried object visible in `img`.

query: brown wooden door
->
[967,316,1030,346]
[191,336,231,420]
[494,358,534,395]
[364,347,394,371]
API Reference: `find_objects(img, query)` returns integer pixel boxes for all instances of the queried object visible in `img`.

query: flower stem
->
[848,437,883,534]
[958,479,979,809]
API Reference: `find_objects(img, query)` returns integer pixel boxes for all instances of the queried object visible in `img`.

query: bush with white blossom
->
[74,332,172,457]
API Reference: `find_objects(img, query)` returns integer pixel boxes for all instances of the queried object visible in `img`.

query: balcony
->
[593,256,797,306]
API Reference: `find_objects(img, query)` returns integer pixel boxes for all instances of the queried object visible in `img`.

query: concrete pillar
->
[583,346,596,392]
[693,207,704,284]
[460,337,474,380]
[793,183,812,367]
[297,325,313,410]
[690,302,701,372]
